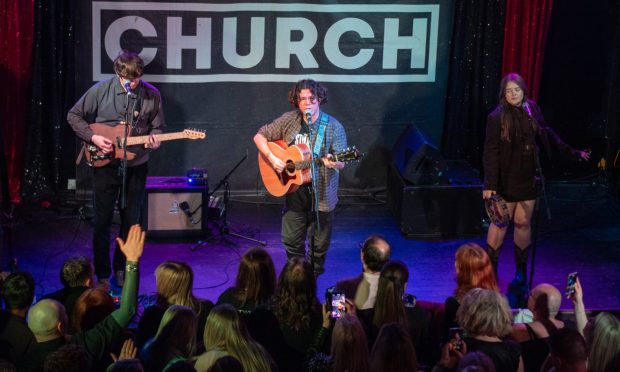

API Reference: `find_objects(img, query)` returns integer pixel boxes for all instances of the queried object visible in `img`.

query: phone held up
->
[449,327,465,351]
[325,286,346,319]
[565,272,578,299]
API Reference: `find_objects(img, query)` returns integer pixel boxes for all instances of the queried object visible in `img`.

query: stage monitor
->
[392,125,448,185]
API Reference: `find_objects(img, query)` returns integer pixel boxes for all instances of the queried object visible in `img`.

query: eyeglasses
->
[298,96,317,104]
[505,87,522,95]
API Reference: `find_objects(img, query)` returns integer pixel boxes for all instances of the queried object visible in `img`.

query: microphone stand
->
[306,114,321,274]
[191,152,266,251]
[119,88,133,209]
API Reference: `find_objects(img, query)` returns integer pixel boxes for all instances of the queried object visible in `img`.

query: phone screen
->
[565,272,578,298]
[330,292,346,319]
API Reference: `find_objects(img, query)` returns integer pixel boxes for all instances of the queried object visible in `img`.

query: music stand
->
[191,153,266,251]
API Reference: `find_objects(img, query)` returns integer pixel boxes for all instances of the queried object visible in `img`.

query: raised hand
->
[110,338,138,362]
[116,224,145,262]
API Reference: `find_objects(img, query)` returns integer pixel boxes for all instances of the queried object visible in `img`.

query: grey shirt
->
[67,77,165,166]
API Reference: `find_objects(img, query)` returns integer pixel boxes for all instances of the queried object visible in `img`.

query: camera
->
[325,286,346,319]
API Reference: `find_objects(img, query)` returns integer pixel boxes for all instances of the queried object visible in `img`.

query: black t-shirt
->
[286,120,314,212]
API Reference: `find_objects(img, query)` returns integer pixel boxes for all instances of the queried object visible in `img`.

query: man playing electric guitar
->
[67,51,165,290]
[254,79,347,276]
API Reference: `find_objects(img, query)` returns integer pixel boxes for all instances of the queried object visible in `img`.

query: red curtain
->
[502,0,554,100]
[0,0,34,202]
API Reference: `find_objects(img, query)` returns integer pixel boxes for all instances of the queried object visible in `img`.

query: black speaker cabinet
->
[144,177,208,237]
[387,161,483,238]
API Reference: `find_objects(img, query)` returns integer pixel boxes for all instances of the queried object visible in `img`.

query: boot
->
[485,243,502,280]
[514,244,530,285]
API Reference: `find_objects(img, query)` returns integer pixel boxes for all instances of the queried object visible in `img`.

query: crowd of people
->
[1,229,619,372]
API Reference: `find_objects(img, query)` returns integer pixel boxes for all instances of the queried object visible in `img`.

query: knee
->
[513,217,531,230]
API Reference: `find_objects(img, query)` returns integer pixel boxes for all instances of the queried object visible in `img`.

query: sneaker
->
[115,270,125,287]
[97,278,111,292]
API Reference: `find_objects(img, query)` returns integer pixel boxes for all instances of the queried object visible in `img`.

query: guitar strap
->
[312,112,329,157]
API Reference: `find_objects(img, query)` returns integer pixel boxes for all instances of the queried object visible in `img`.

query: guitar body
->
[258,141,312,197]
[84,123,137,167]
[83,123,206,167]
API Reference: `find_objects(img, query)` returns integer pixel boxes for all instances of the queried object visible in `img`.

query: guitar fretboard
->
[126,132,188,146]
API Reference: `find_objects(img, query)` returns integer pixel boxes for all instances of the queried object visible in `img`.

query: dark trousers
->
[92,162,147,279]
[281,208,334,275]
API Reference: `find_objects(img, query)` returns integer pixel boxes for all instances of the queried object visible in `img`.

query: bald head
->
[28,299,67,342]
[530,283,562,318]
[361,235,391,273]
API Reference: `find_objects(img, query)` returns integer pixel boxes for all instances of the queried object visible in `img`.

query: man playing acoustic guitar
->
[67,51,165,290]
[254,79,348,276]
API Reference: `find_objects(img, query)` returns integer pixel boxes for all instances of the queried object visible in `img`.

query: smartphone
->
[565,272,578,298]
[449,327,465,350]
[326,287,346,319]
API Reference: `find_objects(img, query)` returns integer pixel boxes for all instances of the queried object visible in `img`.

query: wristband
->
[126,262,138,272]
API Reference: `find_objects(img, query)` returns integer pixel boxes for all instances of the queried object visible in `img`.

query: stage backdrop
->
[71,0,454,192]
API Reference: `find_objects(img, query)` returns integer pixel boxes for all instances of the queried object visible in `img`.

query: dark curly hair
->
[1,272,35,310]
[271,258,320,332]
[288,79,328,107]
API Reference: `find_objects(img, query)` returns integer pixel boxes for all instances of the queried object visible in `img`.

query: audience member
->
[136,261,213,353]
[335,235,391,310]
[541,327,587,372]
[71,288,116,333]
[206,356,243,372]
[570,276,620,372]
[445,243,498,339]
[512,283,564,372]
[24,224,144,372]
[357,260,431,366]
[41,256,94,322]
[43,344,92,372]
[266,257,323,353]
[456,288,523,371]
[370,322,417,372]
[143,305,198,371]
[0,272,37,367]
[307,313,370,372]
[458,351,496,372]
[217,247,276,314]
[194,304,272,372]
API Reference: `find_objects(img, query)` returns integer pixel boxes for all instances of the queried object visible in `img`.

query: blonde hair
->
[588,312,620,372]
[456,288,513,337]
[203,304,272,372]
[155,261,199,312]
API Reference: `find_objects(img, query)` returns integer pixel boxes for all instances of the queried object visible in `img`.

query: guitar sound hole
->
[285,161,295,174]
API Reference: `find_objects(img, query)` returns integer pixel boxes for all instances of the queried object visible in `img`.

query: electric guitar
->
[258,140,362,197]
[83,123,206,167]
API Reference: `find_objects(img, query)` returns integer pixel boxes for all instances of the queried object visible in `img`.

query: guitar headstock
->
[333,146,363,163]
[182,128,206,140]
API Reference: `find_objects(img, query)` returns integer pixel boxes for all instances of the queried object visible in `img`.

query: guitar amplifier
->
[143,177,208,237]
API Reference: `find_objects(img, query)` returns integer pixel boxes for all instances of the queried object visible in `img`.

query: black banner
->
[73,1,454,190]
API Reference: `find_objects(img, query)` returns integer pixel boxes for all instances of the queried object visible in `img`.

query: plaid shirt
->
[258,110,348,212]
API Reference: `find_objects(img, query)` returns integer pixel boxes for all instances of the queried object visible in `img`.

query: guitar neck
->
[126,132,185,146]
[294,158,323,170]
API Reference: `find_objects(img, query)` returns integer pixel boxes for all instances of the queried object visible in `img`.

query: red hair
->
[71,288,115,332]
[454,243,498,300]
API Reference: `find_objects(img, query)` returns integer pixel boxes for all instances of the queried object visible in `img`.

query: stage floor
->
[4,181,619,312]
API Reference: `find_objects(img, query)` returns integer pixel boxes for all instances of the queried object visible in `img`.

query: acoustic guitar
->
[83,123,205,167]
[258,140,362,197]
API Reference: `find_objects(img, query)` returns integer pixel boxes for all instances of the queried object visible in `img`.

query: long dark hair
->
[373,261,409,329]
[271,258,320,332]
[235,248,276,308]
[498,72,536,141]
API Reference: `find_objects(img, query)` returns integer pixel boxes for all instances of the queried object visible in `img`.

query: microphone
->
[304,109,313,124]
[179,201,195,223]
[523,101,532,117]
[124,81,133,96]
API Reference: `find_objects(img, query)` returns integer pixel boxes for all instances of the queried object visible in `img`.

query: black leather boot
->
[486,243,502,280]
[514,244,530,284]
